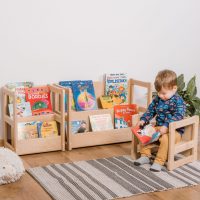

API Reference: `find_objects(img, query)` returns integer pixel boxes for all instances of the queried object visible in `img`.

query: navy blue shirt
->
[140,93,186,134]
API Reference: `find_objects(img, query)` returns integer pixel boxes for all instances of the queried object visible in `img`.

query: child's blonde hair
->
[154,69,177,92]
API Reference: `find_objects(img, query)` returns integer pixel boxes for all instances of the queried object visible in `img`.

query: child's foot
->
[150,163,162,172]
[134,156,150,166]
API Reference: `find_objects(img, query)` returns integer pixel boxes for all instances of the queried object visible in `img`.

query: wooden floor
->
[1,141,200,200]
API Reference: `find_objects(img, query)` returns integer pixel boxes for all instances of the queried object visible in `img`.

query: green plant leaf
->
[192,100,200,110]
[177,74,185,92]
[186,76,196,98]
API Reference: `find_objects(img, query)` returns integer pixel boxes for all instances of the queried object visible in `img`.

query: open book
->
[131,124,160,145]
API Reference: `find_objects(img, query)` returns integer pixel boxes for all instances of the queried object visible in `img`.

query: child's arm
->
[163,97,186,128]
[140,96,158,124]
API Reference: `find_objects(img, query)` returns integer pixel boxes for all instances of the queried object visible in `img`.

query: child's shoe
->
[150,163,162,172]
[134,156,150,166]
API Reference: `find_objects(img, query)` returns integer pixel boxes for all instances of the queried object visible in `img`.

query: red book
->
[114,104,138,129]
[131,125,160,145]
[25,86,53,115]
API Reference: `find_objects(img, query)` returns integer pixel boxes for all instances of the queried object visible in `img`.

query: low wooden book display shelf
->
[2,84,65,155]
[57,79,152,151]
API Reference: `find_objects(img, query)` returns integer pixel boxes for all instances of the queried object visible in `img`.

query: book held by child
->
[131,124,160,145]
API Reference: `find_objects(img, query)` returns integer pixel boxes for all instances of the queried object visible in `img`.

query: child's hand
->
[136,120,145,128]
[159,126,168,135]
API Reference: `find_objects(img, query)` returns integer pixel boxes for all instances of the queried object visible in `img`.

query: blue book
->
[59,81,75,111]
[72,80,97,111]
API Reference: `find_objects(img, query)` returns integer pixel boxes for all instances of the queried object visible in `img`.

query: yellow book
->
[100,95,114,109]
[37,121,58,138]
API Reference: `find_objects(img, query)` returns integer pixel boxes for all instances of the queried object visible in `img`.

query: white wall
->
[0,0,200,139]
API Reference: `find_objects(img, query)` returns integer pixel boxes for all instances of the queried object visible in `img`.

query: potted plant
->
[177,74,200,117]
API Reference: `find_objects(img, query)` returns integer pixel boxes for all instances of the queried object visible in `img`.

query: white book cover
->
[105,73,128,105]
[8,102,32,118]
[17,121,38,140]
[6,82,33,104]
[89,114,114,132]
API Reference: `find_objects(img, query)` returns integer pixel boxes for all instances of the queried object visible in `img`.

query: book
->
[8,102,32,118]
[17,121,38,140]
[89,114,114,132]
[25,86,53,115]
[59,81,76,111]
[131,124,161,145]
[100,95,114,109]
[37,121,58,138]
[71,120,87,134]
[114,104,138,129]
[6,82,33,104]
[72,80,98,111]
[105,73,128,105]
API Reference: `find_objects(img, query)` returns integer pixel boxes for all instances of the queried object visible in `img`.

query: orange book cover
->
[25,86,53,115]
[114,104,138,129]
[131,125,160,145]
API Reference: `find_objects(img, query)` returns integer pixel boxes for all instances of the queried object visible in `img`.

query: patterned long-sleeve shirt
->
[140,93,186,134]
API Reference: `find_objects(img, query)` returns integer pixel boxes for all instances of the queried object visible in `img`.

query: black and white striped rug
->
[27,155,200,200]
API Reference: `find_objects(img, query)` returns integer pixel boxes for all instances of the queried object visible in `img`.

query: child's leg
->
[134,143,154,166]
[154,131,181,165]
[140,143,155,157]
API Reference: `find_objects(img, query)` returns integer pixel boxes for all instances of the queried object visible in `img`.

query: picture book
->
[89,114,114,132]
[72,80,97,111]
[131,124,161,145]
[37,121,58,138]
[59,81,75,111]
[114,104,138,129]
[25,86,53,115]
[6,82,33,104]
[8,102,32,118]
[100,95,114,109]
[105,73,128,105]
[71,120,87,134]
[17,121,38,140]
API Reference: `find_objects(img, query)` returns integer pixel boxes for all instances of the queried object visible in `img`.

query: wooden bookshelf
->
[2,84,66,155]
[57,78,152,150]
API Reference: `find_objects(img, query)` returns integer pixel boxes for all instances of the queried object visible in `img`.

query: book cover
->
[59,81,76,111]
[8,102,32,118]
[37,121,58,138]
[100,95,114,109]
[72,80,97,111]
[105,73,128,105]
[114,104,138,129]
[71,120,87,134]
[131,124,160,145]
[25,86,53,115]
[6,82,33,104]
[89,114,114,132]
[17,121,38,140]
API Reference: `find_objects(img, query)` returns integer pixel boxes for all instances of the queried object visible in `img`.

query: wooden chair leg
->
[131,135,140,159]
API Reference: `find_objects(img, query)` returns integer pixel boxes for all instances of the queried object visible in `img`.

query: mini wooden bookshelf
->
[2,84,65,155]
[57,78,152,150]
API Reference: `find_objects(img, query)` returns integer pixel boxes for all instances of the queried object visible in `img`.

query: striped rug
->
[27,155,200,200]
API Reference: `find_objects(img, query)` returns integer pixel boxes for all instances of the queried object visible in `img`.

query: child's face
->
[157,86,177,101]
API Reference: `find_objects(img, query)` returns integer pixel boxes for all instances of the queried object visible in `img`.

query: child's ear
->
[173,86,178,91]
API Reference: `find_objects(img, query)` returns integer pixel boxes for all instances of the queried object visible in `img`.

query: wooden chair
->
[131,114,199,171]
